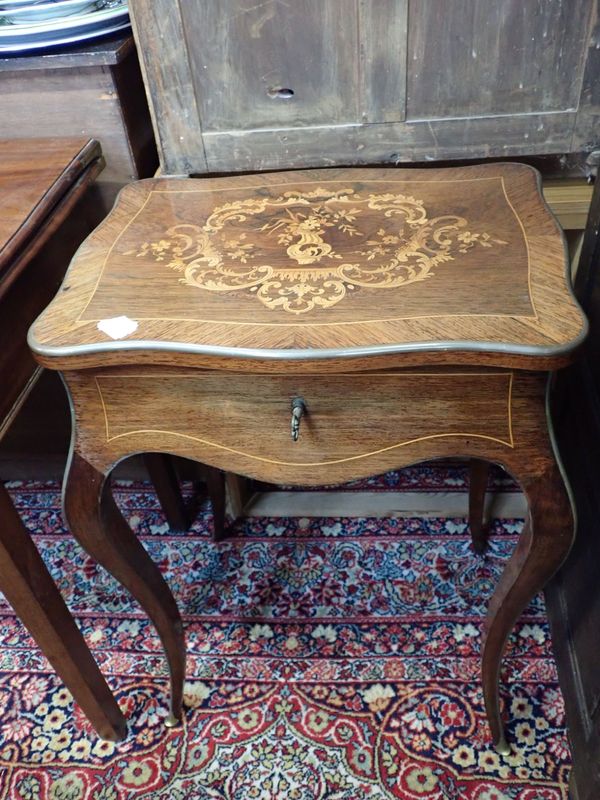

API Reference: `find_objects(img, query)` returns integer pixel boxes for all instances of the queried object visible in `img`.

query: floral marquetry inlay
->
[131,187,508,314]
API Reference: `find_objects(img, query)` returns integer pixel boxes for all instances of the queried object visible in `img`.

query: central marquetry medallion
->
[132,187,507,314]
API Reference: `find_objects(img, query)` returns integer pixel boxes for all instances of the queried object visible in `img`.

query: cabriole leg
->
[481,461,573,754]
[63,451,186,726]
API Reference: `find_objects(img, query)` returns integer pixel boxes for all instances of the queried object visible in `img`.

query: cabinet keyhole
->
[267,86,295,100]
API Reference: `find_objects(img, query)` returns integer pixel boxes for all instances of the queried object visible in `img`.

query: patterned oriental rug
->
[0,465,570,799]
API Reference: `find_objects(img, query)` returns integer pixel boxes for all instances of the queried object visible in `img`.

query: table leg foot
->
[164,712,181,728]
[63,451,186,723]
[495,735,511,756]
[481,460,573,748]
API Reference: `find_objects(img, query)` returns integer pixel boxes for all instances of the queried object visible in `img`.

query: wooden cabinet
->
[547,178,600,800]
[130,0,599,174]
[0,35,158,211]
[0,35,159,469]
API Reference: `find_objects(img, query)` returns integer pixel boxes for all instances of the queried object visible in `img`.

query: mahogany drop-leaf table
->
[29,163,587,753]
[0,137,126,742]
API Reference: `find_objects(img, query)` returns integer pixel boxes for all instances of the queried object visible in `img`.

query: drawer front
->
[87,370,514,480]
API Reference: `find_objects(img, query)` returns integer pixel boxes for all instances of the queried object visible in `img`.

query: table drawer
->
[87,370,513,479]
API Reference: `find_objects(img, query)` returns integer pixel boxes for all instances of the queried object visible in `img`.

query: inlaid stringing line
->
[94,376,111,442]
[98,427,516,460]
[150,175,506,194]
[79,311,539,327]
[508,371,514,448]
[94,372,514,457]
[76,192,153,322]
[95,371,512,378]
[501,176,538,323]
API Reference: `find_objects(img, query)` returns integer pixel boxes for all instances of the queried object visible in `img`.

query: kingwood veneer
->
[29,163,587,753]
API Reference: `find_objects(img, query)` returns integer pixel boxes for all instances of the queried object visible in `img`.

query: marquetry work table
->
[29,163,587,752]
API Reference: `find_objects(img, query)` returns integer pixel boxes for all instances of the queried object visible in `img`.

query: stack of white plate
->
[0,0,130,53]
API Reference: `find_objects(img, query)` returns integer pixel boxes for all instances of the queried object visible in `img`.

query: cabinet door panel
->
[407,0,592,120]
[180,0,361,131]
[358,0,408,123]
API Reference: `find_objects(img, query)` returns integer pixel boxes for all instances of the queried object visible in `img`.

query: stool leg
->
[204,467,227,542]
[226,473,251,519]
[143,453,189,532]
[481,461,573,754]
[469,459,490,554]
[0,483,127,741]
[63,452,186,726]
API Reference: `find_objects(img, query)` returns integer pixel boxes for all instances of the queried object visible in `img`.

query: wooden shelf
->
[543,179,593,230]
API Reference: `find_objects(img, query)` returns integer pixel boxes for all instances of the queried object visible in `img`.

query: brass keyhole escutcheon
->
[291,397,306,442]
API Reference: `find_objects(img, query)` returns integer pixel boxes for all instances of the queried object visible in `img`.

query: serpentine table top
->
[29,162,586,372]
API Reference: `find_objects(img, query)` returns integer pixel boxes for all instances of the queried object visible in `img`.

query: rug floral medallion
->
[0,466,570,799]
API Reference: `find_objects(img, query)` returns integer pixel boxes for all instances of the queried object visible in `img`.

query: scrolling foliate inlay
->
[131,188,507,314]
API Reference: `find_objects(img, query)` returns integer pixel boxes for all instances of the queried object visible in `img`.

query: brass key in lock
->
[291,397,306,441]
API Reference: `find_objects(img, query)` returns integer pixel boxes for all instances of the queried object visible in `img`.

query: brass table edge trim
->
[28,328,589,363]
